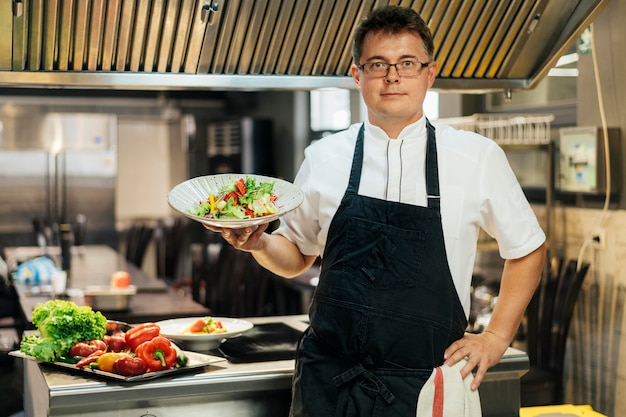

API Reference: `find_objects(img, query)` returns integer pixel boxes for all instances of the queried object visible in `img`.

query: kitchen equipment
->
[0,112,117,249]
[0,1,610,93]
[218,322,303,363]
[83,285,137,312]
[557,126,621,194]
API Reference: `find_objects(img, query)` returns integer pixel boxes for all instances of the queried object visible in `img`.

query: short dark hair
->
[352,5,435,64]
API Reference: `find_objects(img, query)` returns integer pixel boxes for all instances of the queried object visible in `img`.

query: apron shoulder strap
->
[425,119,440,210]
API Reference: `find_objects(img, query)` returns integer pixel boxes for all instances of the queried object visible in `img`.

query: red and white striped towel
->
[416,360,482,417]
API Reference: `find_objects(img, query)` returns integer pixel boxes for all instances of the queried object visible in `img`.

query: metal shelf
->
[439,113,555,250]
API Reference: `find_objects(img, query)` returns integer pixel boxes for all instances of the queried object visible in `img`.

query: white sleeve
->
[478,143,546,259]
[272,151,322,257]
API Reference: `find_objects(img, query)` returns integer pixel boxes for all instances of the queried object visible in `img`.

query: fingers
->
[443,333,506,391]
[226,224,269,250]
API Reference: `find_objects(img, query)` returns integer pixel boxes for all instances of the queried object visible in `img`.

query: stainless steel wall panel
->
[436,0,473,78]
[441,0,486,78]
[274,0,308,74]
[100,0,120,71]
[183,0,210,74]
[42,0,59,71]
[144,1,165,73]
[247,0,278,75]
[333,0,377,76]
[57,0,74,71]
[461,0,508,78]
[301,0,336,76]
[319,0,355,75]
[72,0,89,70]
[129,0,150,72]
[288,0,322,75]
[304,0,348,74]
[170,0,196,73]
[210,0,239,74]
[86,0,104,71]
[473,0,523,79]
[0,0,611,92]
[115,0,135,71]
[237,0,269,74]
[496,0,549,78]
[11,0,29,71]
[196,0,225,74]
[0,0,14,70]
[414,0,435,18]
[504,0,578,79]
[261,0,295,74]
[157,0,181,73]
[486,0,537,79]
[223,0,253,74]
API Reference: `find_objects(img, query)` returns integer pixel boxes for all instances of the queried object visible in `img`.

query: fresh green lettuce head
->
[20,299,107,362]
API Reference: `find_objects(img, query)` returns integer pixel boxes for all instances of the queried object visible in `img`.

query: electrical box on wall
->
[557,126,621,194]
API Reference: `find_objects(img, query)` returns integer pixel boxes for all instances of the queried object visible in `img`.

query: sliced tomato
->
[235,178,246,195]
[225,191,239,205]
[189,319,206,333]
[244,207,256,217]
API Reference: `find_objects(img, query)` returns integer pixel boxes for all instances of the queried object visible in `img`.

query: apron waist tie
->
[332,359,395,405]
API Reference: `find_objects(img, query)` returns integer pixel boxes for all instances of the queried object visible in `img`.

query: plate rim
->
[167,173,303,228]
[155,317,254,341]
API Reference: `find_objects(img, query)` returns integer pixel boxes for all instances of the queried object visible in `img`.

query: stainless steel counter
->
[21,315,529,417]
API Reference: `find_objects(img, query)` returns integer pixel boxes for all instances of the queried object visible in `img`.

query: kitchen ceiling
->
[0,0,610,93]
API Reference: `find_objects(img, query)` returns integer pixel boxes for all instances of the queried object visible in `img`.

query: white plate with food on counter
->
[156,317,254,352]
[167,174,304,228]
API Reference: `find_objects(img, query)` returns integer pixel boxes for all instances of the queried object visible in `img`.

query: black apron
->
[290,121,468,417]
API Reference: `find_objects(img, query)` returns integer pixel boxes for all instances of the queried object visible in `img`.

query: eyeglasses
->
[358,60,430,78]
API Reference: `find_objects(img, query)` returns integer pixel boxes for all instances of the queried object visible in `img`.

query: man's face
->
[351,30,436,133]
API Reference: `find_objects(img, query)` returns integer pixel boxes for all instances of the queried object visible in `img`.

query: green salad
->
[190,176,278,220]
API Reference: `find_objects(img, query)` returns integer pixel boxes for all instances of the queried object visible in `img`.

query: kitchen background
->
[0,0,625,416]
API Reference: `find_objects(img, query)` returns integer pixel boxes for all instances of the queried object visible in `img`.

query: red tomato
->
[103,335,129,352]
[69,340,107,358]
[188,319,206,333]
[111,270,130,288]
[225,191,239,205]
[235,178,246,195]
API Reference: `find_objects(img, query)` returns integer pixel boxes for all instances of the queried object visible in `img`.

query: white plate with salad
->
[156,317,254,351]
[168,173,304,228]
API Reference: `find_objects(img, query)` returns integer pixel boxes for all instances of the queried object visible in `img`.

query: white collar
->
[364,116,428,142]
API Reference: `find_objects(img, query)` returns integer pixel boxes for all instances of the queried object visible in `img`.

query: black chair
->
[125,223,154,269]
[155,217,190,283]
[520,258,590,406]
[191,234,281,318]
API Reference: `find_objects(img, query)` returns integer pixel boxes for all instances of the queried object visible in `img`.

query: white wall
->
[116,116,175,222]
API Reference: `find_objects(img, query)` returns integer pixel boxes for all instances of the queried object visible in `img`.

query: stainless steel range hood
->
[0,0,610,92]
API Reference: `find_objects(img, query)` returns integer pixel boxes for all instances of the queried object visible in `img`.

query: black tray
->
[218,322,303,363]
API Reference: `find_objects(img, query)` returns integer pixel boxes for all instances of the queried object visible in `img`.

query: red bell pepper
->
[135,336,177,371]
[124,322,161,351]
